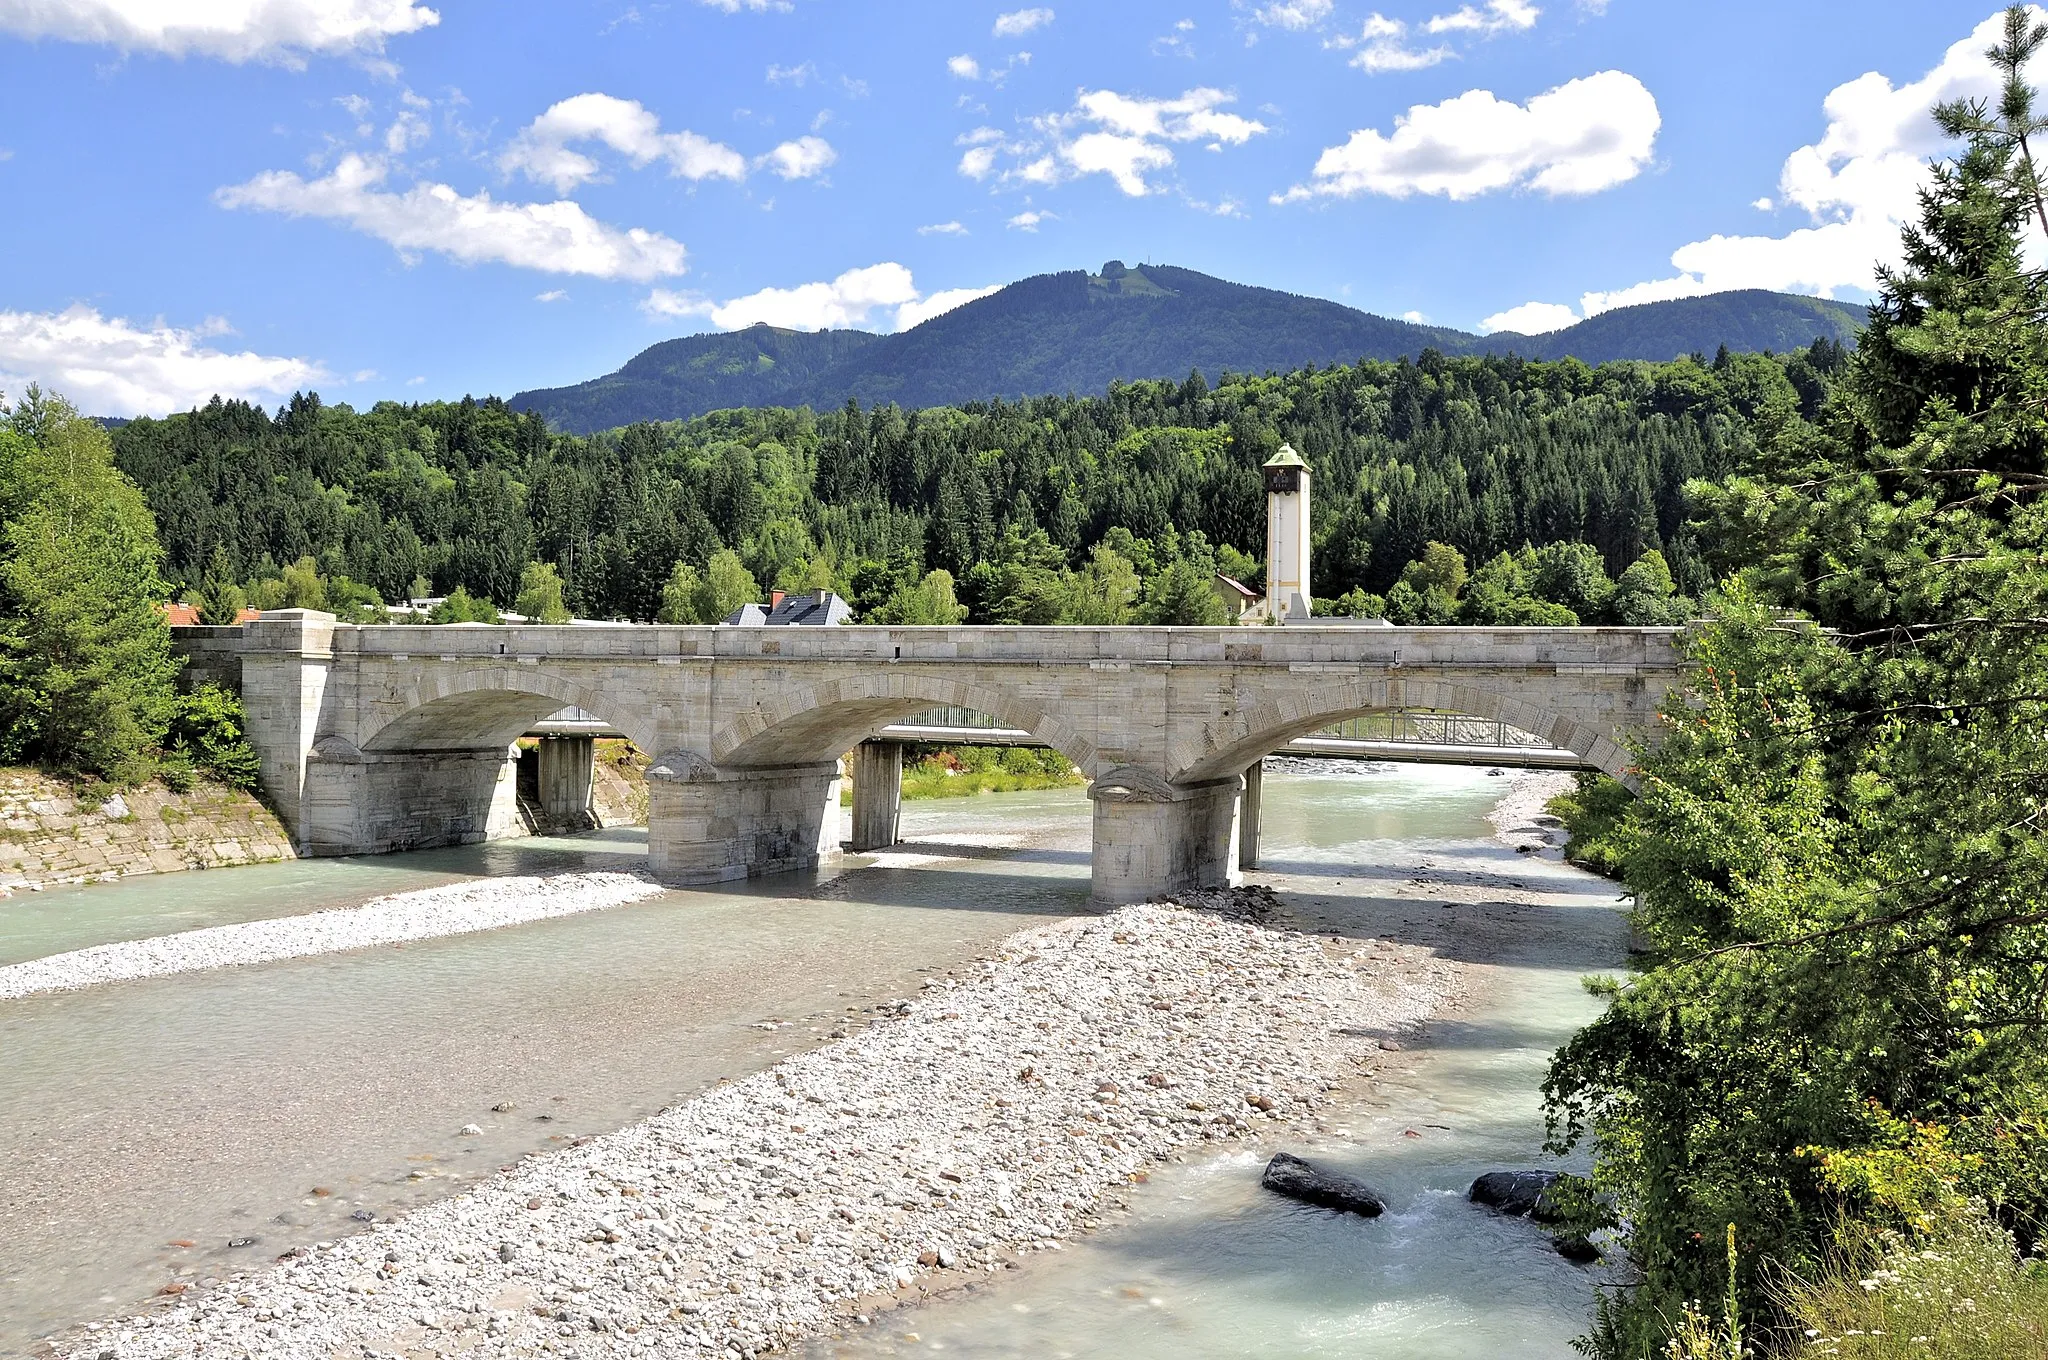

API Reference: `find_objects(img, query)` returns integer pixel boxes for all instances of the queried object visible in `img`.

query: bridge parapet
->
[172,615,1685,901]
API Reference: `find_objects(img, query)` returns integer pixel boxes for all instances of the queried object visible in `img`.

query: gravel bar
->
[63,893,1446,1359]
[0,872,668,999]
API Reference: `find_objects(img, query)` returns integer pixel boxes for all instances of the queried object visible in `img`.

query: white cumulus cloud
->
[993,7,1054,37]
[1008,210,1055,230]
[643,266,1001,333]
[1497,9,2034,327]
[896,284,1002,328]
[644,263,917,331]
[1276,70,1657,201]
[1478,300,1580,334]
[0,0,438,64]
[697,0,792,11]
[969,88,1269,197]
[918,220,969,235]
[0,305,324,418]
[762,135,837,180]
[218,154,689,280]
[948,54,982,79]
[499,94,747,194]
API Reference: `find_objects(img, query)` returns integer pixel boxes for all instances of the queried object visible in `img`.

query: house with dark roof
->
[724,588,854,626]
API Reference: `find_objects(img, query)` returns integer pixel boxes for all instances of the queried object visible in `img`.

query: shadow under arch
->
[709,672,1100,775]
[1173,674,1633,784]
[360,665,660,754]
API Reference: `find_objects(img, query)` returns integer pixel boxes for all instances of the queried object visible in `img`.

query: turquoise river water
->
[0,765,1627,1357]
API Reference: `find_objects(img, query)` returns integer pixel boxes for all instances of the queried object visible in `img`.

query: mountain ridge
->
[511,263,1866,434]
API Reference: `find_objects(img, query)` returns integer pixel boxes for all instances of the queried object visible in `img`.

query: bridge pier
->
[537,735,597,830]
[1089,772,1243,904]
[646,755,843,885]
[1239,759,1263,871]
[849,742,904,852]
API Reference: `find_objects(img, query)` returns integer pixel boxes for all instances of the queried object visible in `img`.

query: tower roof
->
[1264,444,1308,469]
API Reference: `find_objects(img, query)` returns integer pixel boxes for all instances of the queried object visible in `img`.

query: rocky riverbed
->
[53,890,1448,1360]
[0,871,667,999]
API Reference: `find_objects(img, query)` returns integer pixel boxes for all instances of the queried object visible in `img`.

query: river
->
[0,764,1626,1358]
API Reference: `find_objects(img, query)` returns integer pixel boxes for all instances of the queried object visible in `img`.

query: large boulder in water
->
[1259,1153,1386,1217]
[1469,1170,1563,1222]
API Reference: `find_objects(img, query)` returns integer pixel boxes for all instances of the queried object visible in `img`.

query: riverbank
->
[0,871,669,1000]
[0,769,294,895]
[58,889,1447,1360]
[18,768,1604,1359]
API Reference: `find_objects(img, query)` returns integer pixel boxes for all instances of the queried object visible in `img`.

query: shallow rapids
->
[803,765,1628,1359]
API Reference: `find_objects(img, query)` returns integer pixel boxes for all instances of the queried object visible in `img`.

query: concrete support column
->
[1239,759,1263,872]
[538,736,597,829]
[646,753,843,885]
[1088,770,1243,905]
[849,741,904,852]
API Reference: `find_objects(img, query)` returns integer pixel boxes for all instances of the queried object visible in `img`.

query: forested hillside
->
[510,262,1865,433]
[113,341,1845,631]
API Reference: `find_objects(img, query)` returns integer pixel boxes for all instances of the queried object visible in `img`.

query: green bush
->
[1547,771,1634,876]
[429,587,500,624]
[169,682,261,790]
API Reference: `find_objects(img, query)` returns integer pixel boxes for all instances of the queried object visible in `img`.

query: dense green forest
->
[510,260,1864,432]
[111,338,1851,633]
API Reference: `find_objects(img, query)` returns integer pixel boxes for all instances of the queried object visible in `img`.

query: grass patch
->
[839,745,1085,803]
[1784,1212,2048,1359]
[1546,770,1633,877]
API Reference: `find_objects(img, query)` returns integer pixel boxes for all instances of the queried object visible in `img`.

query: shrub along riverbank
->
[1537,29,2048,1347]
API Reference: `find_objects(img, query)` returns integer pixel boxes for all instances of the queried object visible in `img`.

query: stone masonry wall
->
[0,769,295,893]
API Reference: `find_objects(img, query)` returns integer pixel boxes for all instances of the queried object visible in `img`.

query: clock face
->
[1265,466,1301,495]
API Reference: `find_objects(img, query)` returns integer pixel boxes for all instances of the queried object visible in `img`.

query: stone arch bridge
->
[175,612,1682,903]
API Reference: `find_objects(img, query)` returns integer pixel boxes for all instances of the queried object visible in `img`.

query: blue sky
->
[0,0,2009,416]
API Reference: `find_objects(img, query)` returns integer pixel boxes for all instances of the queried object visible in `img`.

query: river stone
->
[1554,1235,1602,1264]
[1469,1170,1563,1222]
[1259,1153,1385,1217]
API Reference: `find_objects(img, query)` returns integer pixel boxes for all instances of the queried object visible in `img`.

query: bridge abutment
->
[1089,773,1244,904]
[647,756,844,885]
[303,744,523,854]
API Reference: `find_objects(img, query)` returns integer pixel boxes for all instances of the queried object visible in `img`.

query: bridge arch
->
[1172,675,1639,785]
[360,666,660,755]
[710,672,1101,774]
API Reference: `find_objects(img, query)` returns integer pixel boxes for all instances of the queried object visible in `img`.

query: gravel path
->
[62,892,1445,1360]
[0,872,668,999]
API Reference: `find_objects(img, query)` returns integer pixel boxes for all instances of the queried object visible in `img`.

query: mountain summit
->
[511,263,1865,433]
